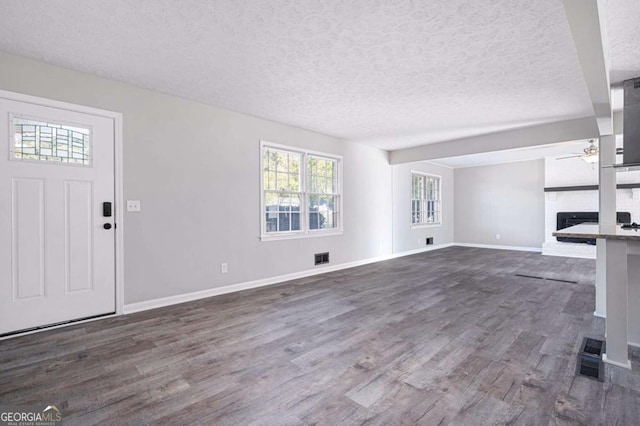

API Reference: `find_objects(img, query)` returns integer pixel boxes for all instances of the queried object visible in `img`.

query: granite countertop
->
[553,223,640,241]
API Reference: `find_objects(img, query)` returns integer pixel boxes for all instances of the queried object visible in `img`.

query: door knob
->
[103,223,112,230]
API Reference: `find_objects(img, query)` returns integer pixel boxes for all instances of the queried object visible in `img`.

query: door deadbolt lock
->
[103,223,112,230]
[103,202,112,217]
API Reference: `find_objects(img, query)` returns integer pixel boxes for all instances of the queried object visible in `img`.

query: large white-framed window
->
[261,141,342,240]
[411,172,441,226]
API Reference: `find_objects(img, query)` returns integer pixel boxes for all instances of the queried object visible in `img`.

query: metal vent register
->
[575,337,605,381]
[314,252,329,265]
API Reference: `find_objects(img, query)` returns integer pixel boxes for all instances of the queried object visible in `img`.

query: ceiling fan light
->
[582,155,599,164]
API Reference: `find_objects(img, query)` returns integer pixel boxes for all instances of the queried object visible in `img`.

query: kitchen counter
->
[553,223,640,241]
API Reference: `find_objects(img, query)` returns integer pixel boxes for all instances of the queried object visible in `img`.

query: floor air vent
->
[515,274,577,284]
[546,278,578,284]
[515,273,544,280]
[314,252,329,265]
[576,337,605,381]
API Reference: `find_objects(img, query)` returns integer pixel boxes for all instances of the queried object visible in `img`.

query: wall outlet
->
[495,234,501,240]
[426,237,434,245]
[127,200,141,212]
[220,262,228,273]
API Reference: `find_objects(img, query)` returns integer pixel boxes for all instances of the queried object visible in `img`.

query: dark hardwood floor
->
[2,247,640,425]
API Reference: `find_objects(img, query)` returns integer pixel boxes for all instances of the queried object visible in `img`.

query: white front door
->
[0,97,116,335]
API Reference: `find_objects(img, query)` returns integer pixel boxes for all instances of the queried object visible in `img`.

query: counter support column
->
[627,245,640,347]
[595,239,607,317]
[603,239,631,369]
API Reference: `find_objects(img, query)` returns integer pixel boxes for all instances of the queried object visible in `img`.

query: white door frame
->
[0,89,125,334]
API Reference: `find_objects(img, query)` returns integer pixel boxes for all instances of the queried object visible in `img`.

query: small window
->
[411,172,441,226]
[10,115,91,166]
[261,142,342,240]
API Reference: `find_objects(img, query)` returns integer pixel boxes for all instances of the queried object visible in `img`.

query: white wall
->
[454,160,545,248]
[545,156,601,187]
[392,162,454,253]
[0,51,393,305]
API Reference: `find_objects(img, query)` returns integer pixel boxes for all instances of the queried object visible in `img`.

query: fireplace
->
[556,211,631,244]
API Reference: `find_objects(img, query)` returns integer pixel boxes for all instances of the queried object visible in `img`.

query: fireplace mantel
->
[544,183,640,192]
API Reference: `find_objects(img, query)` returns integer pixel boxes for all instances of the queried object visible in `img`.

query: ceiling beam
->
[562,0,612,135]
[389,117,598,164]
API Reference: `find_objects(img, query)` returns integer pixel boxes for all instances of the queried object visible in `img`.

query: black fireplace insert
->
[556,212,631,245]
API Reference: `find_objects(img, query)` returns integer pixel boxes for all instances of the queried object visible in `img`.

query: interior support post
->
[595,134,616,318]
[599,135,616,233]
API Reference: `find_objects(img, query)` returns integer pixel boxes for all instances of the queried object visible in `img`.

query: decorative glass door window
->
[411,172,441,225]
[11,116,91,166]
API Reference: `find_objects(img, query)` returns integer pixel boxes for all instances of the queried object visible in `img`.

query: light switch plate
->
[127,200,141,212]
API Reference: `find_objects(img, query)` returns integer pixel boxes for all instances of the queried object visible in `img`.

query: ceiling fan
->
[556,139,599,164]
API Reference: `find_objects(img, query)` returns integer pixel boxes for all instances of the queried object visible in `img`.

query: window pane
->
[276,172,289,191]
[308,157,318,193]
[12,117,91,165]
[289,212,301,231]
[416,175,425,198]
[308,156,337,195]
[263,150,270,171]
[412,210,421,224]
[289,173,300,191]
[263,148,301,192]
[325,177,333,194]
[278,213,291,232]
[323,210,336,229]
[276,152,288,172]
[264,192,302,233]
[264,171,276,190]
[309,194,337,229]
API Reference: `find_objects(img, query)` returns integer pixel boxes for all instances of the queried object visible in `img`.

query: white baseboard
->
[593,310,606,319]
[542,251,596,259]
[628,341,640,349]
[387,242,455,259]
[124,242,455,315]
[541,242,596,259]
[454,242,542,253]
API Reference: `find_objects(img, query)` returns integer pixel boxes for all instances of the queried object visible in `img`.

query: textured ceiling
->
[0,0,625,150]
[605,0,640,85]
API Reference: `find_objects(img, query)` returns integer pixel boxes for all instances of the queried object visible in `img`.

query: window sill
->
[260,230,344,242]
[411,223,442,229]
